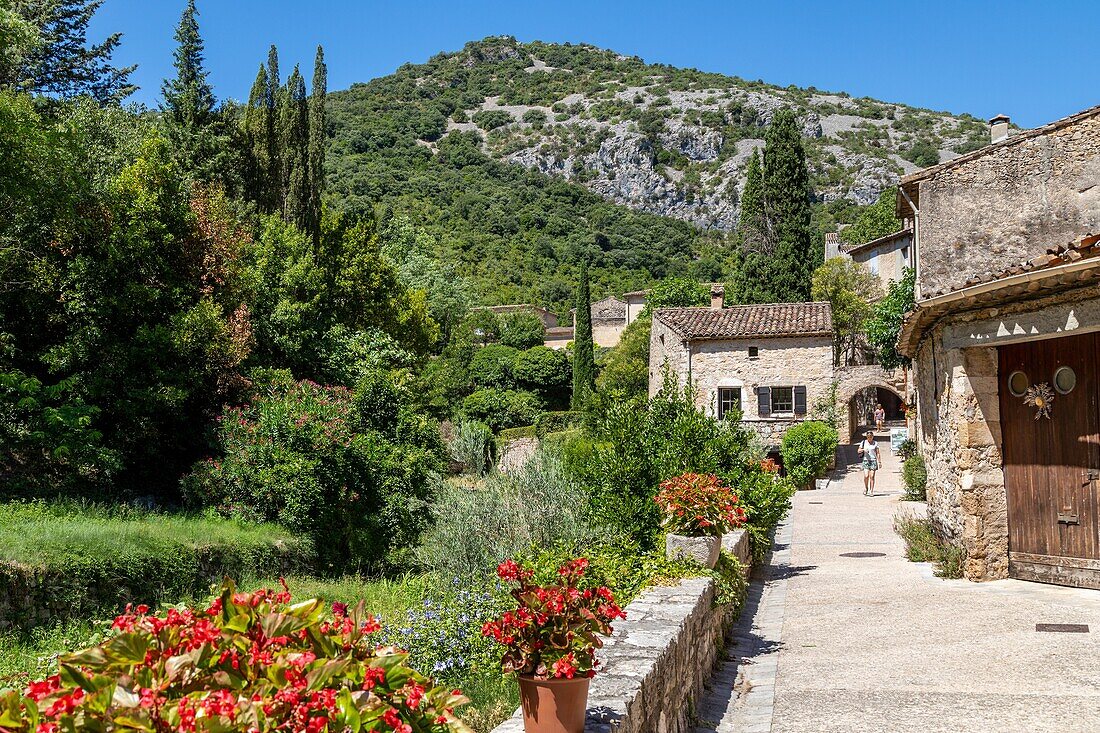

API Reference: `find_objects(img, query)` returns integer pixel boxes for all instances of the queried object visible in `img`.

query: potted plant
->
[656,472,747,568]
[482,558,625,733]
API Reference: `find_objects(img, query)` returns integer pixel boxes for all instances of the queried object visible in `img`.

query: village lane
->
[698,432,1100,733]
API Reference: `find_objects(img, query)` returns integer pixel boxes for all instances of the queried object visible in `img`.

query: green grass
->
[893,513,965,578]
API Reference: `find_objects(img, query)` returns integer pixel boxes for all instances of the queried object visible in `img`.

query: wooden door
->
[999,331,1100,588]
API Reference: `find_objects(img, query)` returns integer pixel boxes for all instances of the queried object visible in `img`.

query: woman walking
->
[874,403,886,432]
[858,430,880,496]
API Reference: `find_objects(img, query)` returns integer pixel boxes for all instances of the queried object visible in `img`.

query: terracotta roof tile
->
[655,302,833,340]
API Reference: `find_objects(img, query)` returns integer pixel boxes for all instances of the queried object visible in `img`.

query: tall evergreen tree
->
[307,45,327,241]
[761,108,816,302]
[242,63,270,205]
[730,109,816,303]
[264,45,282,209]
[161,0,220,177]
[280,65,310,231]
[571,262,596,409]
[2,0,135,102]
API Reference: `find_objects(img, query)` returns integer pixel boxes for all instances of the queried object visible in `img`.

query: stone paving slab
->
[698,435,1100,733]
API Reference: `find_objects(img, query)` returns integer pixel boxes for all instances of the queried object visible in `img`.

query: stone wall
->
[913,332,1007,581]
[497,437,539,474]
[492,531,751,733]
[916,108,1100,297]
[649,319,834,440]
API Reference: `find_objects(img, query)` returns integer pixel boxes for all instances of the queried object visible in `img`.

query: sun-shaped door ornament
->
[1023,382,1054,420]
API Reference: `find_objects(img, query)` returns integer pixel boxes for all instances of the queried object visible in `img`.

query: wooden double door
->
[999,331,1100,588]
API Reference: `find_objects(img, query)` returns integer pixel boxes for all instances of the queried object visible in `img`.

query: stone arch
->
[834,365,908,440]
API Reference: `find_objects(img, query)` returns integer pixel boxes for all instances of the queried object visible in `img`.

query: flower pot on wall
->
[665,533,722,568]
[518,675,591,733]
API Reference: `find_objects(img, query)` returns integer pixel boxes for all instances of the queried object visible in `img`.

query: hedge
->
[534,410,584,438]
[496,425,537,442]
[0,502,314,631]
[780,421,839,488]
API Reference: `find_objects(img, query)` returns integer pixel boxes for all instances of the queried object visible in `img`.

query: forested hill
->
[324,36,983,308]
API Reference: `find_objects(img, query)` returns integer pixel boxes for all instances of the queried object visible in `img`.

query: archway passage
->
[847,386,905,441]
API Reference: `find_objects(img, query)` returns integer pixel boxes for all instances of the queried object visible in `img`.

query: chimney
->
[990,114,1010,144]
[710,285,724,310]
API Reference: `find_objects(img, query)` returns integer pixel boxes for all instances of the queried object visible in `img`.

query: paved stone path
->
[698,433,1100,733]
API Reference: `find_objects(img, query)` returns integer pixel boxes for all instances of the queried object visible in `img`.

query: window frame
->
[770,385,795,415]
[748,346,759,359]
[717,386,742,420]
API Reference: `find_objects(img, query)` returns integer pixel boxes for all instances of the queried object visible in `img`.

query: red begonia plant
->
[654,472,747,537]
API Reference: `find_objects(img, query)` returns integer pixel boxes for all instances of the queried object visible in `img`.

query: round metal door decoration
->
[1023,382,1055,420]
[1053,366,1076,395]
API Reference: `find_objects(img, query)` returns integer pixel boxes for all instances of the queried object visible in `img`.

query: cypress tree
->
[571,262,596,409]
[730,109,816,303]
[280,65,310,231]
[242,64,270,206]
[761,108,816,302]
[161,0,218,178]
[307,45,327,241]
[265,45,282,209]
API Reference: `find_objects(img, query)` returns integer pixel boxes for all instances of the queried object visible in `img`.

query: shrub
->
[415,451,590,578]
[894,514,964,578]
[533,410,583,438]
[182,379,442,571]
[482,558,625,679]
[1,579,471,733]
[461,388,543,432]
[731,465,797,566]
[521,109,547,127]
[902,454,927,501]
[896,438,917,462]
[472,109,514,130]
[448,420,494,476]
[780,421,838,488]
[498,313,545,351]
[655,473,746,537]
[496,425,536,442]
[513,347,571,406]
[468,344,519,389]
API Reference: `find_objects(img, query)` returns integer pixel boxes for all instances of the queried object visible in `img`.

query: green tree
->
[1,0,135,102]
[596,315,650,398]
[307,45,326,241]
[468,344,518,389]
[241,63,270,206]
[841,187,903,246]
[644,276,708,312]
[279,65,310,230]
[160,0,225,180]
[865,267,916,370]
[811,257,881,365]
[264,45,281,209]
[513,345,571,406]
[731,111,816,304]
[499,312,545,350]
[571,261,595,409]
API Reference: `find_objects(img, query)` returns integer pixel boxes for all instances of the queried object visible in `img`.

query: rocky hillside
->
[331,37,989,231]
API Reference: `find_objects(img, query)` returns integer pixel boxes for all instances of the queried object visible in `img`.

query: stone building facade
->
[843,228,913,292]
[899,104,1100,588]
[649,301,834,444]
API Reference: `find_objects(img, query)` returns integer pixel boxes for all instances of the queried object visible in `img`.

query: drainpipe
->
[899,185,921,301]
[685,339,693,386]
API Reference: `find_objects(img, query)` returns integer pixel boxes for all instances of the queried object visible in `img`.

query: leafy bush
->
[512,346,571,406]
[865,268,916,370]
[0,579,471,733]
[468,344,519,389]
[732,465,796,566]
[415,451,590,578]
[461,388,543,432]
[0,502,313,631]
[896,438,917,462]
[496,425,536,442]
[183,378,442,571]
[521,109,547,127]
[780,421,838,488]
[595,316,650,398]
[902,454,927,501]
[472,109,514,130]
[498,313,545,351]
[448,420,495,476]
[894,514,964,578]
[902,138,940,167]
[533,410,583,438]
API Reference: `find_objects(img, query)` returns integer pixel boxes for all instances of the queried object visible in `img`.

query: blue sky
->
[91,0,1095,128]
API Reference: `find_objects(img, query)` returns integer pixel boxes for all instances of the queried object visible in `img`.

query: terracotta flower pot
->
[517,675,591,733]
[665,533,722,568]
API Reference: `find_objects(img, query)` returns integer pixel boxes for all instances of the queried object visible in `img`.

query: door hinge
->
[1058,511,1080,525]
[1083,469,1100,483]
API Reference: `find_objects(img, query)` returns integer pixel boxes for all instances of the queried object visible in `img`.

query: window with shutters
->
[717,387,741,420]
[771,386,794,413]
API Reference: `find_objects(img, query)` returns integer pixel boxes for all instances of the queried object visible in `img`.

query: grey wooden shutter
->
[793,386,807,415]
[757,387,771,416]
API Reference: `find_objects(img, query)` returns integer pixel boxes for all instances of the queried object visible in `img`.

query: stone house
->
[897,105,1100,588]
[843,229,913,292]
[649,298,834,444]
